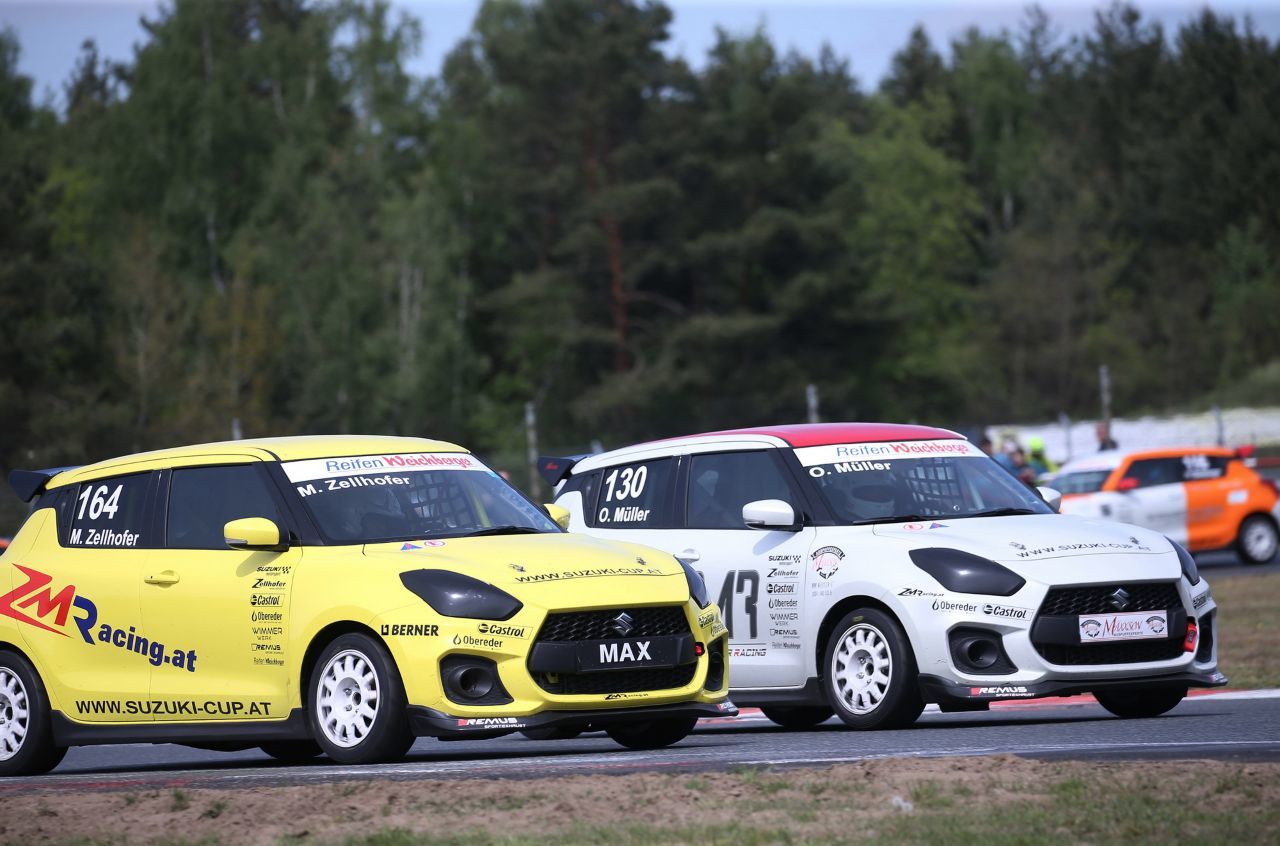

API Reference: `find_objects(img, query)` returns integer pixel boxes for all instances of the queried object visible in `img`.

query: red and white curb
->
[698,688,1280,725]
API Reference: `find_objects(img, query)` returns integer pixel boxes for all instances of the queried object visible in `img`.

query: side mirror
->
[743,499,801,532]
[1037,486,1063,513]
[1116,477,1139,492]
[543,503,571,531]
[224,517,288,552]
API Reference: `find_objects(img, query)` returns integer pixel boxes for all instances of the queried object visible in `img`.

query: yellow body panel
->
[1,436,729,735]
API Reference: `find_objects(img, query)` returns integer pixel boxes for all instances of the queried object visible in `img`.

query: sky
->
[4,0,1280,106]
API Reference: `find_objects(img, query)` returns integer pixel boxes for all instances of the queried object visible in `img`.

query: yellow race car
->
[0,436,733,776]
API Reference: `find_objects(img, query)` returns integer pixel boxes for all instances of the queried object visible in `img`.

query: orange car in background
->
[1052,446,1280,563]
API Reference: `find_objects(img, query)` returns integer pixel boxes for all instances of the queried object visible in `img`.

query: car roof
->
[574,422,963,473]
[47,435,467,489]
[1058,445,1236,475]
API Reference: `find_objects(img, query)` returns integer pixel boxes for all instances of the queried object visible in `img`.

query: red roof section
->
[692,423,962,448]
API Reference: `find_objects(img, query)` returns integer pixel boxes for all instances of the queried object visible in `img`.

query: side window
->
[687,451,796,530]
[1180,454,1227,482]
[589,459,673,529]
[1125,458,1184,488]
[68,474,151,549]
[168,465,281,550]
[558,470,600,512]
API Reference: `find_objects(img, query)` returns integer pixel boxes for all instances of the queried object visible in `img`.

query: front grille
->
[1032,581,1186,666]
[535,664,698,695]
[536,606,690,641]
[1035,640,1184,665]
[531,606,695,695]
[1038,582,1181,616]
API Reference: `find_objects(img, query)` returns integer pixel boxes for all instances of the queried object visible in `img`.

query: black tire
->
[307,633,414,765]
[1236,514,1279,564]
[604,715,698,750]
[821,608,924,730]
[259,739,324,763]
[520,727,584,741]
[1095,686,1187,719]
[0,650,66,777]
[761,706,834,730]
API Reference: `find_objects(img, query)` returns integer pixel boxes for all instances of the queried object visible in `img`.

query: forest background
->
[2,0,1279,517]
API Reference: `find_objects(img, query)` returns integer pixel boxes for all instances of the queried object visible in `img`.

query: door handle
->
[676,549,701,564]
[144,570,180,586]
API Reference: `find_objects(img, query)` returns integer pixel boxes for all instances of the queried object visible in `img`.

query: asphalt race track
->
[3,690,1277,793]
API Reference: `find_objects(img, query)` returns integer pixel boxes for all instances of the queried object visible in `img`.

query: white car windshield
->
[1050,470,1112,494]
[282,452,559,543]
[793,439,1053,525]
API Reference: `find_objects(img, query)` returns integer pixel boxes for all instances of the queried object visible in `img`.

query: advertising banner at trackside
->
[793,439,986,467]
[283,453,487,483]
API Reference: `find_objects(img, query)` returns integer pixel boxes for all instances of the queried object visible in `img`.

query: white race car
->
[543,423,1224,729]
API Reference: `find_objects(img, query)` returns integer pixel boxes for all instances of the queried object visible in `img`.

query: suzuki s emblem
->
[509,563,526,572]
[608,612,636,637]
[1108,587,1131,611]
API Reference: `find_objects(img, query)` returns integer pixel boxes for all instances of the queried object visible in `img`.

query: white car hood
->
[872,514,1180,583]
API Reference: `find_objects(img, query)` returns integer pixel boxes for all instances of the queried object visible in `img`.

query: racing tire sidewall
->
[1237,515,1279,564]
[604,715,698,750]
[821,608,924,730]
[307,633,413,765]
[760,706,834,730]
[0,650,64,777]
[1094,685,1187,719]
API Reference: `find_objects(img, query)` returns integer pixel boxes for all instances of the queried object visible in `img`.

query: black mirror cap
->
[909,548,1026,597]
[399,569,523,621]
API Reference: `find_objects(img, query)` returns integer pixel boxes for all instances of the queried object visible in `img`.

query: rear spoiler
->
[8,467,80,503]
[537,455,586,488]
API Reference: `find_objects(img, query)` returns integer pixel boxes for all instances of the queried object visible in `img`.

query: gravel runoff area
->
[3,755,1278,845]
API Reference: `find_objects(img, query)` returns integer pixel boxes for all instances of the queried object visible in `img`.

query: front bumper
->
[919,666,1227,708]
[408,700,738,738]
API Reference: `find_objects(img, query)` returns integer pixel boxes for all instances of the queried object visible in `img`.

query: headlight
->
[399,570,523,620]
[1168,539,1201,586]
[908,548,1025,597]
[679,560,712,609]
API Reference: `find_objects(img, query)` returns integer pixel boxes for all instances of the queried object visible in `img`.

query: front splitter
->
[408,700,737,738]
[920,667,1227,707]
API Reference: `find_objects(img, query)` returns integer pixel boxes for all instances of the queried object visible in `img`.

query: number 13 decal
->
[717,570,759,640]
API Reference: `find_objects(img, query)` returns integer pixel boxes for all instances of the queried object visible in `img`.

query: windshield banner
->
[794,439,985,467]
[283,452,486,483]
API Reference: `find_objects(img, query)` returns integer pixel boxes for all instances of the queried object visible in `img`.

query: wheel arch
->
[1239,510,1279,532]
[298,621,390,706]
[813,594,906,678]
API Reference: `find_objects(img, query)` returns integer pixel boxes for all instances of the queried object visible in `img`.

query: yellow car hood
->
[362,532,687,606]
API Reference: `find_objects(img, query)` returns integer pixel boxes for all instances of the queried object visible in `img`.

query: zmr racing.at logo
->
[0,564,198,671]
[0,564,96,642]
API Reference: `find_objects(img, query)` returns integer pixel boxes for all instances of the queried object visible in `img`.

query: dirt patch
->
[3,755,1279,845]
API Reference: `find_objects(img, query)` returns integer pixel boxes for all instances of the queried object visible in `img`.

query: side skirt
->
[730,678,828,708]
[51,709,311,747]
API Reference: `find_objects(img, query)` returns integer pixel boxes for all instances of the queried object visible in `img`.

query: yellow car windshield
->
[282,452,558,543]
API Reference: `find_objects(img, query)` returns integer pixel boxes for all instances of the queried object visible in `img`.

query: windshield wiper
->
[849,514,934,527]
[957,507,1041,519]
[459,525,546,537]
